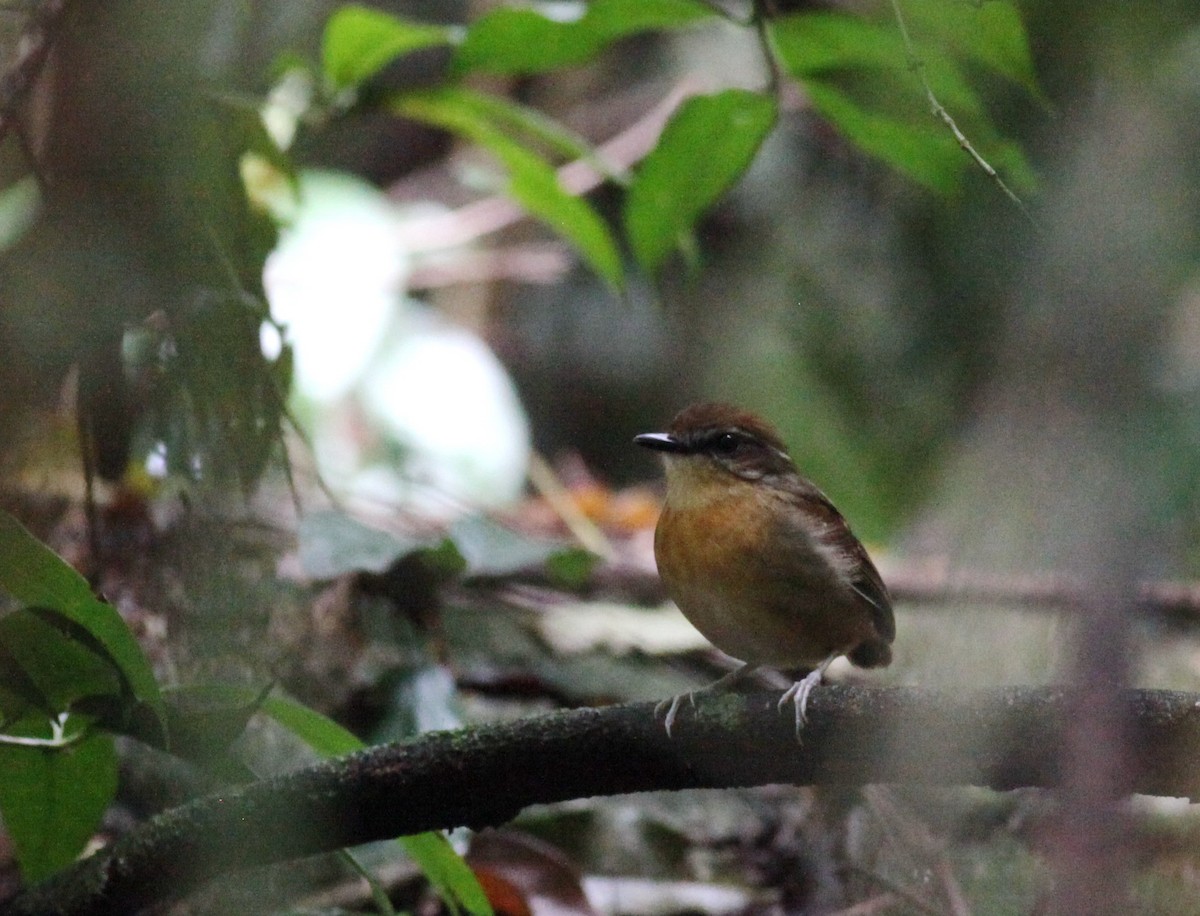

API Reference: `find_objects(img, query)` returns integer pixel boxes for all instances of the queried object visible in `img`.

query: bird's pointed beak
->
[634,431,687,453]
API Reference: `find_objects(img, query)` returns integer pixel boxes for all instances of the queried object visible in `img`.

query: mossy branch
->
[5,685,1200,916]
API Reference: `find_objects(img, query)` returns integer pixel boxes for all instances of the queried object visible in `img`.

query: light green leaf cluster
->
[318,0,1040,281]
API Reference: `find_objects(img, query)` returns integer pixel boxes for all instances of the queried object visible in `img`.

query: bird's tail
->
[848,638,892,669]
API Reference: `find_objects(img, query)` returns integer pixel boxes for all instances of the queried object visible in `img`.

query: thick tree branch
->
[5,686,1200,916]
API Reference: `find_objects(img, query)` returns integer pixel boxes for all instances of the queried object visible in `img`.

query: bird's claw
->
[654,692,696,737]
[778,669,823,743]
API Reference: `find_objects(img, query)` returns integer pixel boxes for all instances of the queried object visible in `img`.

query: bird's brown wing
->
[787,481,895,645]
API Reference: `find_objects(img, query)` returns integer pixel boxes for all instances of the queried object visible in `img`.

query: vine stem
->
[888,0,1039,229]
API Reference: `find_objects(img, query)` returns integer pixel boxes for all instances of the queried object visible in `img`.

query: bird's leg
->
[655,662,759,737]
[778,652,839,740]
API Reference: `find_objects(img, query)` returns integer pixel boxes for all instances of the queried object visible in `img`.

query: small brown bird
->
[635,403,894,737]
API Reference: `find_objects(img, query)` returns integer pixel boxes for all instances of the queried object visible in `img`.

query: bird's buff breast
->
[654,488,858,668]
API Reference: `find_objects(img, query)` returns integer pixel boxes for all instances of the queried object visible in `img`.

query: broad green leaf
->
[402,831,493,916]
[454,0,717,76]
[393,89,623,289]
[162,684,272,764]
[0,512,165,739]
[0,611,123,718]
[298,509,434,579]
[769,11,907,74]
[323,4,455,90]
[624,89,777,274]
[0,512,96,611]
[769,12,987,119]
[260,692,362,757]
[904,0,1043,99]
[450,514,573,578]
[768,10,1036,196]
[0,731,117,883]
[805,81,962,194]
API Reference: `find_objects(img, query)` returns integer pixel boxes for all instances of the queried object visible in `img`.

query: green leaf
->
[402,831,493,916]
[454,0,717,76]
[259,692,363,757]
[0,512,165,740]
[769,11,907,75]
[0,512,96,611]
[768,9,1037,196]
[768,12,986,118]
[0,610,124,718]
[162,683,272,764]
[904,0,1043,99]
[624,89,777,274]
[0,732,118,883]
[298,509,435,579]
[418,87,607,176]
[449,514,572,578]
[323,4,455,90]
[805,81,962,194]
[393,88,624,289]
[544,547,599,590]
[258,692,493,915]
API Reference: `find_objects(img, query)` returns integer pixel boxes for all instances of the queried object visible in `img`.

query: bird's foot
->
[778,667,824,742]
[654,662,759,737]
[654,692,696,737]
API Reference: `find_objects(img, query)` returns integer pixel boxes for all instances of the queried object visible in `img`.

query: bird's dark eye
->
[712,432,741,456]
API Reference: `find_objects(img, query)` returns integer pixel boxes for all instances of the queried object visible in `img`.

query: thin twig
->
[884,561,1200,626]
[828,893,902,916]
[863,787,972,916]
[887,0,1038,229]
[846,865,949,916]
[526,451,617,561]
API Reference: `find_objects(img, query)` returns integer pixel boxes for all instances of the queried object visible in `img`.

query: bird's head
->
[635,403,796,508]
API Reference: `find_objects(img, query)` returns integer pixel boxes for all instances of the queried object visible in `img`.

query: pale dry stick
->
[884,560,1200,625]
[863,786,971,916]
[527,450,618,562]
[846,865,950,916]
[406,243,571,289]
[887,0,1038,229]
[868,787,971,916]
[829,893,903,916]
[392,79,707,255]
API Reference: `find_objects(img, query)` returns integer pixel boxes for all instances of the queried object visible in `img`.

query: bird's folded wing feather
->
[787,483,896,644]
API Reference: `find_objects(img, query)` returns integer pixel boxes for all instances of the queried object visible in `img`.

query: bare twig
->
[406,243,571,288]
[828,892,904,916]
[845,865,949,916]
[863,787,971,916]
[526,451,617,561]
[884,562,1200,627]
[887,0,1037,228]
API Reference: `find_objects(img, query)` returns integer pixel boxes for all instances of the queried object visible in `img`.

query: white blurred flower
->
[363,308,531,512]
[264,170,410,403]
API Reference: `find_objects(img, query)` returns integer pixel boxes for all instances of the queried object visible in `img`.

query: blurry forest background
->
[3,0,1200,913]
